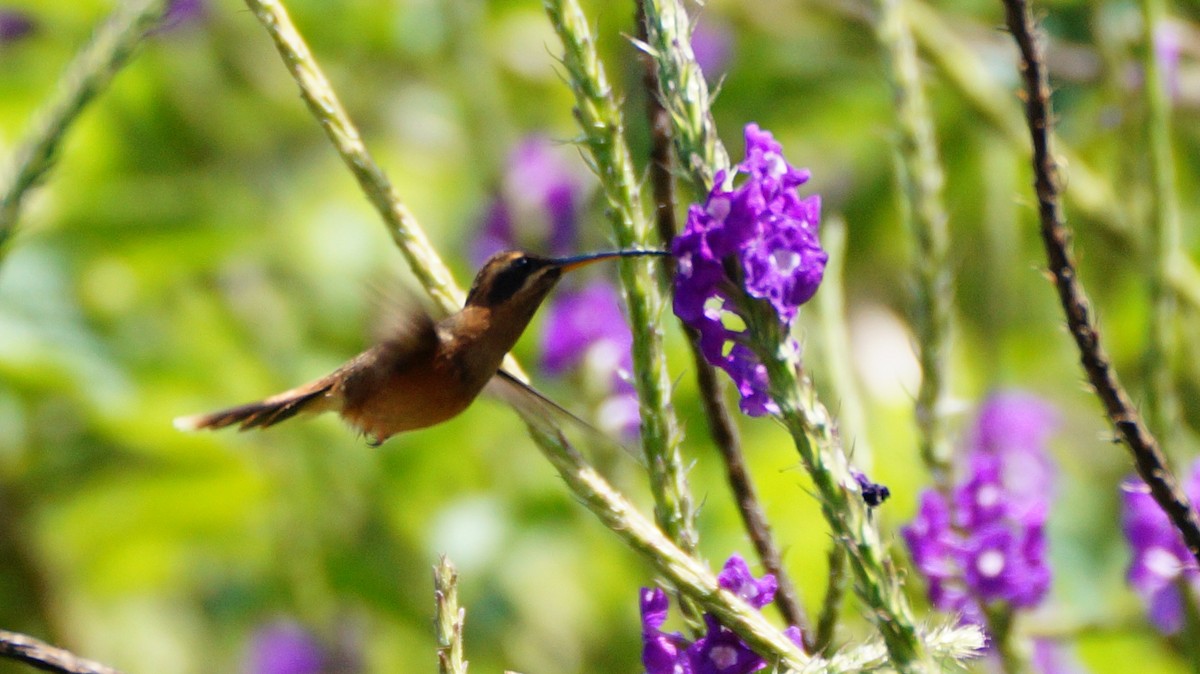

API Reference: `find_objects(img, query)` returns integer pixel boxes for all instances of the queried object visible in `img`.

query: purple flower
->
[471,198,515,269]
[151,0,207,33]
[973,391,1058,456]
[472,135,588,265]
[540,280,631,375]
[690,616,766,674]
[671,124,826,416]
[972,392,1057,517]
[961,523,1050,608]
[246,621,326,674]
[717,554,778,609]
[1031,638,1088,674]
[725,343,780,417]
[691,18,733,80]
[902,393,1058,624]
[641,588,690,674]
[904,490,970,615]
[1155,21,1182,102]
[640,555,803,674]
[0,9,35,43]
[166,0,205,24]
[1122,458,1200,633]
[539,280,639,437]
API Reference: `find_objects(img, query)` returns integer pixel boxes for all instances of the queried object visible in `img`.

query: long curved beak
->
[552,249,671,272]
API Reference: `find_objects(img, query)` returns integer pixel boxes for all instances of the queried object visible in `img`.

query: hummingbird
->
[174,249,668,445]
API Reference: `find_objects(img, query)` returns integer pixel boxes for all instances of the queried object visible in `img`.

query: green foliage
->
[3,0,1200,672]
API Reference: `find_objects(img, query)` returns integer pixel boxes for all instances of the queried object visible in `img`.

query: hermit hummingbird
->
[174,249,667,444]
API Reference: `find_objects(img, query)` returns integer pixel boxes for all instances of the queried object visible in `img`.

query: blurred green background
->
[2,0,1200,672]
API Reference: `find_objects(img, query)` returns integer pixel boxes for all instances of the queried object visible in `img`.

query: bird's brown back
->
[336,309,474,441]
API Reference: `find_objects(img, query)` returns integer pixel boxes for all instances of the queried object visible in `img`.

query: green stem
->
[813,546,848,655]
[984,605,1031,674]
[241,0,465,319]
[809,221,867,653]
[524,424,982,673]
[640,0,934,667]
[0,0,171,259]
[635,0,809,637]
[434,557,468,674]
[543,0,697,562]
[898,0,1125,242]
[813,216,873,469]
[873,0,954,484]
[1139,0,1181,452]
[1177,577,1200,674]
[903,0,1200,316]
[742,301,933,672]
[639,0,731,191]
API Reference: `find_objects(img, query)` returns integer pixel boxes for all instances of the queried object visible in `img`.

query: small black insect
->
[852,469,891,508]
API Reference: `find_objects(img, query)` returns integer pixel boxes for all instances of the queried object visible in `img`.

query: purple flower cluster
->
[902,393,1058,624]
[1122,458,1200,633]
[671,124,826,416]
[641,555,802,674]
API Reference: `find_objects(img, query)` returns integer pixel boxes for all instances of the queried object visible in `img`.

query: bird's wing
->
[485,369,608,437]
[486,370,644,462]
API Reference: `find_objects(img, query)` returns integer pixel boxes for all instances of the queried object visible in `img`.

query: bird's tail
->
[174,380,338,432]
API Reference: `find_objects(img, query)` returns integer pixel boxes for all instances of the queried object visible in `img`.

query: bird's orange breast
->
[337,347,480,442]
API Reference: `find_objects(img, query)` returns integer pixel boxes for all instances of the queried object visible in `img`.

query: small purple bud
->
[158,0,207,32]
[470,197,514,267]
[0,10,35,43]
[1154,21,1182,102]
[691,18,733,80]
[246,621,326,674]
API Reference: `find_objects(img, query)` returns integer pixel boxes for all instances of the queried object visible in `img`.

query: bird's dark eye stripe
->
[486,257,536,305]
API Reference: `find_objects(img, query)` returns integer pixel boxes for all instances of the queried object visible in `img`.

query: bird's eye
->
[486,256,536,305]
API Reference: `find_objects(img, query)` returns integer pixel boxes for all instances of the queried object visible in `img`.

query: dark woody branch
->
[0,630,125,674]
[1000,0,1200,565]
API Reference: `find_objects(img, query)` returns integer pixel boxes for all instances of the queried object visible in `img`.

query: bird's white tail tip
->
[173,414,204,432]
